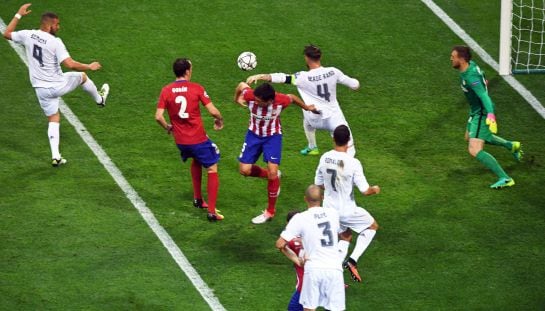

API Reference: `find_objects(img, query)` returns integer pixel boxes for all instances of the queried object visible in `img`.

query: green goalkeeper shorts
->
[467,114,492,142]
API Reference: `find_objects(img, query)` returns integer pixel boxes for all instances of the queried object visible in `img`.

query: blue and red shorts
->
[177,139,220,168]
[238,130,282,165]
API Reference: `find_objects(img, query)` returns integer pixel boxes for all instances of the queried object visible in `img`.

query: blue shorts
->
[177,139,220,168]
[288,290,303,311]
[238,130,282,165]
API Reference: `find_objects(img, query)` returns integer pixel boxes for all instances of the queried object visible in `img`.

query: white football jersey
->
[11,29,70,88]
[315,150,370,217]
[281,207,343,271]
[292,67,359,118]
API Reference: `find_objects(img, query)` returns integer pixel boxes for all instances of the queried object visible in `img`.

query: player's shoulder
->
[274,92,291,104]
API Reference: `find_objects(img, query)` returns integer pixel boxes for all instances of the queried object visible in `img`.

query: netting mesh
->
[512,0,545,73]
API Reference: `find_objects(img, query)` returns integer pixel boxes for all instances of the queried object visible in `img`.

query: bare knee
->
[369,221,379,231]
[468,145,480,157]
[81,72,88,84]
[239,165,251,176]
[267,170,278,180]
[206,164,218,173]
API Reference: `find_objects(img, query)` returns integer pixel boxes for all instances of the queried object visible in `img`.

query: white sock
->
[81,78,103,104]
[48,122,61,159]
[303,119,317,149]
[350,229,376,262]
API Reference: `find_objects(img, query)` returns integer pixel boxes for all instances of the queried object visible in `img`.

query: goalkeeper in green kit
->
[450,46,523,189]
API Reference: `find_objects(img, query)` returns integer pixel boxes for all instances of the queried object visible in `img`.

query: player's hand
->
[18,3,32,16]
[486,113,497,134]
[88,62,102,71]
[213,118,224,130]
[246,74,263,84]
[306,104,321,114]
[166,124,173,135]
[236,100,248,108]
[364,185,380,196]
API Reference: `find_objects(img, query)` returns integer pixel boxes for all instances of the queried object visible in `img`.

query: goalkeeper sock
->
[48,122,61,159]
[249,165,268,178]
[350,229,376,262]
[487,135,513,150]
[207,172,219,214]
[303,119,317,149]
[190,159,203,199]
[476,150,510,179]
[81,78,103,104]
[266,175,280,215]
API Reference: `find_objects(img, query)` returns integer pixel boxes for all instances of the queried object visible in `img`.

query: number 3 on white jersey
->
[175,95,189,119]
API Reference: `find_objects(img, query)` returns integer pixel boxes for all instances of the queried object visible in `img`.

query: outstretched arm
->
[234,82,250,107]
[62,57,102,71]
[246,74,272,84]
[288,94,320,114]
[3,3,32,40]
[205,103,224,130]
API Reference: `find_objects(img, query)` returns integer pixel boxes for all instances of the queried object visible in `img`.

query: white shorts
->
[303,110,348,133]
[34,72,83,116]
[340,206,375,233]
[300,268,345,311]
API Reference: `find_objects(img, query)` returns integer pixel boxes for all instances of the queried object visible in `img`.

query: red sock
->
[250,165,268,178]
[191,159,202,200]
[267,176,280,215]
[207,172,219,214]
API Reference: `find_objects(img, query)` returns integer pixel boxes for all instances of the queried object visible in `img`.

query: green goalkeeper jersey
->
[459,60,495,117]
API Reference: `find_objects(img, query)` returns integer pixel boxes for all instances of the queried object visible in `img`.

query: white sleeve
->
[336,68,360,90]
[314,158,325,186]
[280,214,302,242]
[337,240,350,260]
[10,30,29,44]
[270,73,289,83]
[353,160,370,193]
[55,38,70,63]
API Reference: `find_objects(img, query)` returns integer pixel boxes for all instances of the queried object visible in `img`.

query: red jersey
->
[287,238,304,292]
[242,88,291,137]
[157,80,211,145]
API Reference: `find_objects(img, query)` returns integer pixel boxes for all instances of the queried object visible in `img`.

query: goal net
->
[500,0,545,74]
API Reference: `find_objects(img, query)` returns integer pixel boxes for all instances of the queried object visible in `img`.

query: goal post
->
[499,0,545,75]
[499,0,513,75]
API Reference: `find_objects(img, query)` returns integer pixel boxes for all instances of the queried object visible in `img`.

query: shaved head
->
[305,184,323,206]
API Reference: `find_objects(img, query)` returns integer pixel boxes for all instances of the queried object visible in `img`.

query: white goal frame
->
[500,0,545,75]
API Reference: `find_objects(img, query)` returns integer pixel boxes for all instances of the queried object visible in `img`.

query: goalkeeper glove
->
[486,113,497,134]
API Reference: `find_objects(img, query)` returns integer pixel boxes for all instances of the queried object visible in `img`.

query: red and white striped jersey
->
[242,88,292,137]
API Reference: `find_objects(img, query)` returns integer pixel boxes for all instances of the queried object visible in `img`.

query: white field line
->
[0,18,226,311]
[421,0,545,119]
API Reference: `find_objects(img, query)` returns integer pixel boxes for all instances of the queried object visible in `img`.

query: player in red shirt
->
[155,58,224,221]
[234,82,319,224]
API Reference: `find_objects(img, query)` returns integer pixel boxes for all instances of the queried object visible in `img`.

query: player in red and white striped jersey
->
[234,82,319,224]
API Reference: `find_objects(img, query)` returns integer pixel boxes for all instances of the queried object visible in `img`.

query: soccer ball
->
[237,51,257,71]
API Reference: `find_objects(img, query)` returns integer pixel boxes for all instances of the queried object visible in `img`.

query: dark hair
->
[173,58,191,77]
[286,210,300,223]
[41,12,58,23]
[304,44,322,61]
[253,83,276,102]
[333,125,351,146]
[452,45,471,62]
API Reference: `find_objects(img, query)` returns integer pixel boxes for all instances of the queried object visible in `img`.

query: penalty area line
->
[421,0,545,119]
[0,17,226,311]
